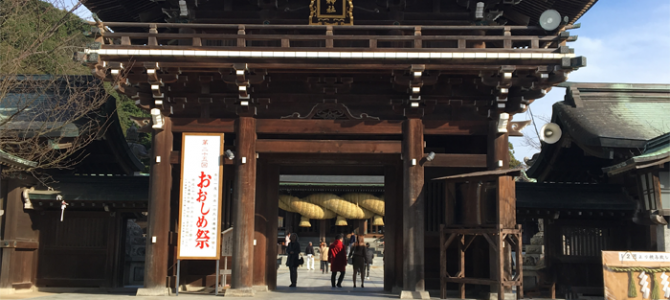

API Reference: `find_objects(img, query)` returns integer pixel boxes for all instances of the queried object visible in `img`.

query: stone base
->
[136,287,171,296]
[488,292,516,300]
[225,287,255,297]
[252,285,268,292]
[400,290,431,299]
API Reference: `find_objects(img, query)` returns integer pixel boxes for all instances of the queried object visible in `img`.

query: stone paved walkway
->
[3,265,413,299]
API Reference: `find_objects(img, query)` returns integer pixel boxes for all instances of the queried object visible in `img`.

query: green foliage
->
[0,0,90,75]
[508,142,523,169]
[106,84,152,172]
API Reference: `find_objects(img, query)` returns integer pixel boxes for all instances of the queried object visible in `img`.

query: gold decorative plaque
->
[309,0,353,25]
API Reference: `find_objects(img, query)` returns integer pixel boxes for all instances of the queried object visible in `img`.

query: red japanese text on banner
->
[177,134,223,260]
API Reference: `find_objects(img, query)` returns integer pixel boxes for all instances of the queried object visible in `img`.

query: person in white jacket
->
[305,242,315,270]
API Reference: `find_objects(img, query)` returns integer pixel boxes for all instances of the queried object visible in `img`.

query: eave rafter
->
[83,22,584,119]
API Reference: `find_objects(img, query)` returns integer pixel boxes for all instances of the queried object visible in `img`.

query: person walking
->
[285,231,291,248]
[365,242,375,280]
[286,233,301,287]
[305,242,315,271]
[348,237,369,288]
[347,231,356,256]
[319,242,329,274]
[329,234,347,288]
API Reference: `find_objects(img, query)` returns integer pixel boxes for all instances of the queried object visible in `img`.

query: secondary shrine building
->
[77,0,592,298]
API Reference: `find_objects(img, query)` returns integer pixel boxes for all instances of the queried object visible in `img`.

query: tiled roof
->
[602,132,670,176]
[527,82,670,182]
[27,176,149,202]
[556,82,670,148]
[83,0,597,26]
[0,149,37,170]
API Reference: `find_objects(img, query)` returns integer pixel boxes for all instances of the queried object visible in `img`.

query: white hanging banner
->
[177,133,224,260]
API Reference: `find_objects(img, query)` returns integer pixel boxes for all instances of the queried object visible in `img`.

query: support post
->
[0,179,39,294]
[137,116,173,296]
[176,260,181,296]
[385,163,402,292]
[656,223,670,252]
[230,117,257,296]
[253,159,268,289]
[487,116,512,299]
[400,118,429,299]
[265,164,280,291]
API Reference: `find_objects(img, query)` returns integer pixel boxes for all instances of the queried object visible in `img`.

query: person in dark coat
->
[286,233,301,287]
[305,242,315,270]
[349,237,369,288]
[328,234,347,288]
[365,242,375,279]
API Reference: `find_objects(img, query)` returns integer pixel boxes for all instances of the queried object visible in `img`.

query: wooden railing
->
[89,22,577,52]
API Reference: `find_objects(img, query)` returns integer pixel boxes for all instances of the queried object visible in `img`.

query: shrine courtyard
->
[3,265,404,299]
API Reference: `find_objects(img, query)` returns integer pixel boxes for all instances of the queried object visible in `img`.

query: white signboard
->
[221,227,234,257]
[177,133,224,260]
[618,251,670,262]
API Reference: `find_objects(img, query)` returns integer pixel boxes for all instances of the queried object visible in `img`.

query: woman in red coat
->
[328,234,347,288]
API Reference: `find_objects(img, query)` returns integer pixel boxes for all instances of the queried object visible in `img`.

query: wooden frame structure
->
[435,170,523,300]
[440,225,523,300]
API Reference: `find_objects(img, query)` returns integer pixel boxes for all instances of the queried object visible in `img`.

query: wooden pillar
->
[264,164,279,291]
[384,163,403,292]
[0,178,38,292]
[487,116,509,170]
[319,220,327,244]
[231,117,257,292]
[358,220,367,236]
[395,161,404,290]
[253,159,267,287]
[487,116,511,296]
[138,117,172,296]
[401,118,428,298]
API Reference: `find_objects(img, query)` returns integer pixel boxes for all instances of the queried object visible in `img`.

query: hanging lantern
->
[372,215,384,226]
[335,215,348,226]
[299,216,312,227]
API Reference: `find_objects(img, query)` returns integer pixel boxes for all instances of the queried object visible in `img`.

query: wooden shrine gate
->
[80,15,582,297]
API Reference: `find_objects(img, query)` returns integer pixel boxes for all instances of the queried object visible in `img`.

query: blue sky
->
[66,0,670,161]
[512,0,670,161]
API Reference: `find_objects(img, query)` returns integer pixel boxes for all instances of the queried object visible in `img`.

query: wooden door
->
[36,211,117,287]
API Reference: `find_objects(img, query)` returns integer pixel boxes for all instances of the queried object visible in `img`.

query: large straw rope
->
[342,193,384,216]
[279,194,337,219]
[305,193,375,219]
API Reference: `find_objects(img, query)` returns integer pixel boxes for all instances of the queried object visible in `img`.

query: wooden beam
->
[161,118,489,136]
[256,140,401,154]
[170,151,233,165]
[280,165,385,176]
[172,118,235,133]
[231,117,257,290]
[402,118,426,292]
[423,154,486,168]
[423,120,488,135]
[141,117,173,295]
[263,153,399,166]
[256,119,403,135]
